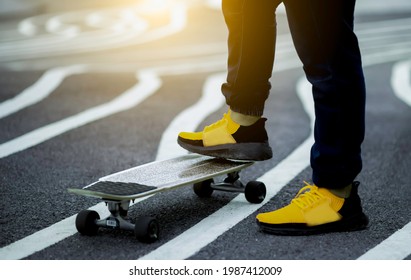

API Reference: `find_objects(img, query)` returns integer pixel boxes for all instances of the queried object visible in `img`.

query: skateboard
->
[68,154,266,243]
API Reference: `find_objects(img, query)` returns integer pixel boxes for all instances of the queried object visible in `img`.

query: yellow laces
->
[291,182,325,209]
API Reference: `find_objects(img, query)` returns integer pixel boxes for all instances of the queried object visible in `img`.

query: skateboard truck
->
[194,171,267,204]
[75,200,160,243]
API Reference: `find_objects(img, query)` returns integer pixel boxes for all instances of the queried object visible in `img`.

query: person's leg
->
[285,0,366,189]
[178,0,281,161]
[221,0,281,117]
[256,0,368,234]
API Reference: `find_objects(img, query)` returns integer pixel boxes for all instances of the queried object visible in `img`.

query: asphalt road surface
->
[0,0,411,262]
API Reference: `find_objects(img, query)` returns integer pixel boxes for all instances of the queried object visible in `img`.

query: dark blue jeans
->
[221,0,366,189]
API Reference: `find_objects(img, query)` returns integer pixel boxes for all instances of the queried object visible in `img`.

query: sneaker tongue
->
[226,117,240,134]
[317,188,345,211]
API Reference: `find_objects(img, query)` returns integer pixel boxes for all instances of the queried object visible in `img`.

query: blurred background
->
[1,0,410,70]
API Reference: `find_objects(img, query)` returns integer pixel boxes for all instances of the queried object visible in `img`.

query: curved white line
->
[0,70,161,159]
[205,0,221,10]
[18,18,38,36]
[357,60,411,260]
[358,222,411,260]
[0,65,88,119]
[155,72,226,161]
[132,2,187,44]
[46,16,80,38]
[0,202,108,260]
[1,3,186,61]
[391,60,411,107]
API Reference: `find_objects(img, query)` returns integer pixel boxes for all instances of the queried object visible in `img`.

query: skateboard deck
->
[68,154,266,243]
[68,154,253,201]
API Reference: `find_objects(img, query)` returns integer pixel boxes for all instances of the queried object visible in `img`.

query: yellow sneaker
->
[256,181,369,235]
[178,110,272,161]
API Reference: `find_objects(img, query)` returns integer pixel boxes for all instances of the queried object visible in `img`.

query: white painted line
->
[4,6,408,62]
[0,65,88,119]
[16,3,151,38]
[0,3,185,61]
[205,0,286,14]
[353,60,411,260]
[356,17,411,36]
[132,2,187,44]
[18,18,38,36]
[358,222,411,260]
[46,16,79,38]
[0,24,147,53]
[155,72,226,160]
[205,0,221,10]
[362,47,411,68]
[0,203,107,260]
[0,70,161,159]
[139,77,313,260]
[0,195,153,260]
[391,60,411,107]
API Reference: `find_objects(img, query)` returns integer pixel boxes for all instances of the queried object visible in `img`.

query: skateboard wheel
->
[193,179,214,197]
[75,210,100,236]
[244,181,266,204]
[134,216,159,243]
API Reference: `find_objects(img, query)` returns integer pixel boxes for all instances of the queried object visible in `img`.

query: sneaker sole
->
[257,212,369,235]
[177,138,273,161]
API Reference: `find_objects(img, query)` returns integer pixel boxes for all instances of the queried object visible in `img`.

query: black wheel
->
[75,210,100,236]
[244,181,266,204]
[193,179,214,197]
[134,216,159,243]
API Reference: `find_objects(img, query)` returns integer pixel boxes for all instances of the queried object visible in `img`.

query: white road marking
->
[356,60,411,260]
[46,16,80,38]
[0,194,155,260]
[18,18,38,36]
[358,222,411,260]
[0,70,161,159]
[391,60,411,107]
[0,65,88,119]
[205,0,286,13]
[0,203,108,260]
[0,2,185,61]
[155,72,226,160]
